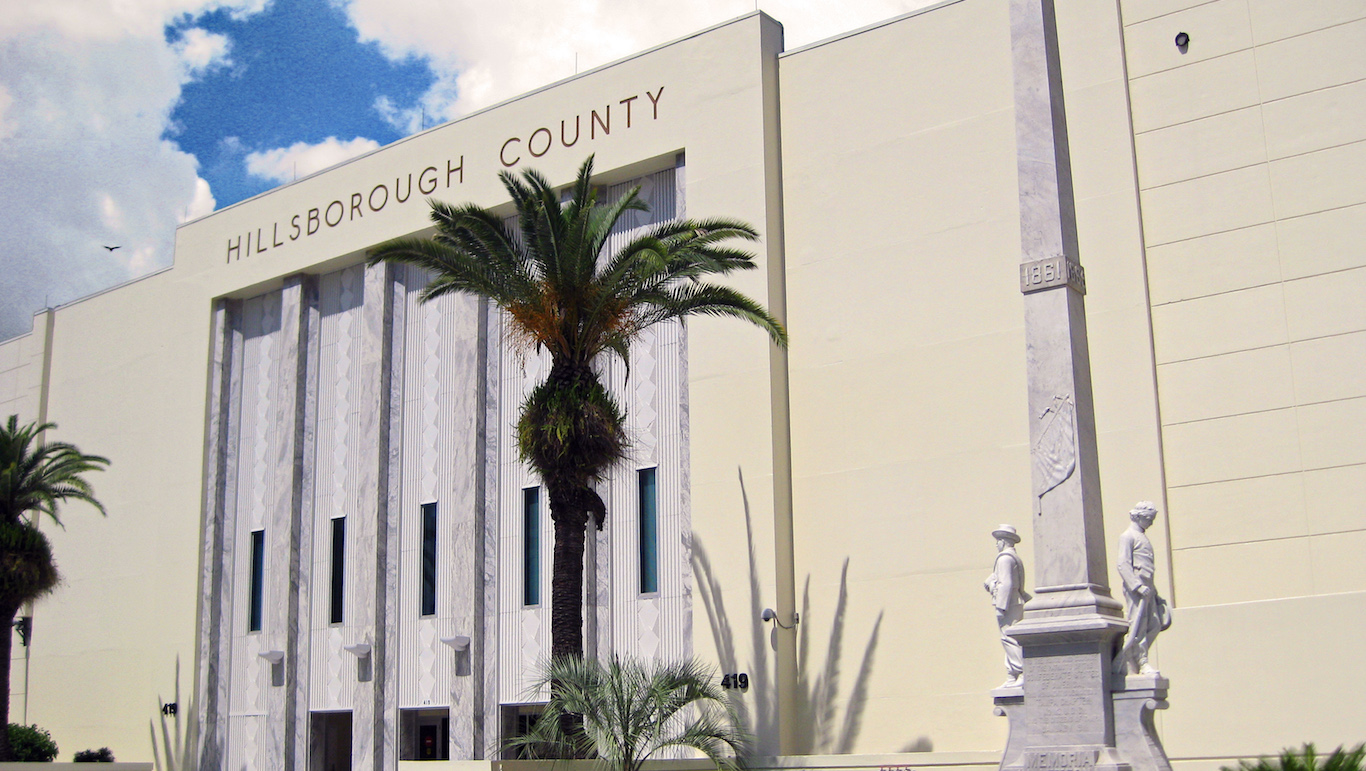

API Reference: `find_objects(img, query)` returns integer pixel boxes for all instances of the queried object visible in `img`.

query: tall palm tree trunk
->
[548,489,590,661]
[0,602,18,761]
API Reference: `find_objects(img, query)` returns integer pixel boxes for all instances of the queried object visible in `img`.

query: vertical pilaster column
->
[380,263,406,764]
[287,277,321,771]
[479,300,502,760]
[1005,1,1129,769]
[198,299,240,770]
[353,261,399,770]
[271,274,318,770]
[444,290,485,760]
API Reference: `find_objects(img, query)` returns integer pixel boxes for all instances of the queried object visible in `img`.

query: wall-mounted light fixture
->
[1175,32,1190,52]
[258,650,286,687]
[442,635,473,677]
[761,608,798,629]
[344,642,373,683]
[12,617,31,648]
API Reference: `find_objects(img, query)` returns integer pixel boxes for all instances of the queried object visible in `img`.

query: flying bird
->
[103,245,121,251]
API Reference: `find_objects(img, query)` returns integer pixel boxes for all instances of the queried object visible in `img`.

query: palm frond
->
[0,415,109,529]
[630,284,787,347]
[505,656,750,771]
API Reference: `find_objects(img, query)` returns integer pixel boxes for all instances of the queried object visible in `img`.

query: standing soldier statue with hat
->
[1114,502,1172,676]
[985,525,1030,687]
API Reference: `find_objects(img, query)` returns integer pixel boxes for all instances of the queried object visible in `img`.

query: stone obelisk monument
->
[1002,1,1131,769]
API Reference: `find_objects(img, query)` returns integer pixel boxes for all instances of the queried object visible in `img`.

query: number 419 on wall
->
[720,673,749,690]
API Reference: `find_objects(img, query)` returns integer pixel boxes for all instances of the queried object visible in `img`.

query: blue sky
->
[165,0,431,206]
[0,0,931,340]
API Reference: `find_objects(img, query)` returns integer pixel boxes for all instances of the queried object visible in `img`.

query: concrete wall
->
[1121,0,1366,755]
[0,311,47,425]
[778,0,1164,754]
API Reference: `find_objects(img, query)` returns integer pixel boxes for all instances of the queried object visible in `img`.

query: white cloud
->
[0,0,268,42]
[244,136,383,184]
[374,95,422,135]
[0,0,262,340]
[99,193,125,231]
[173,27,232,74]
[346,0,939,122]
[182,177,217,224]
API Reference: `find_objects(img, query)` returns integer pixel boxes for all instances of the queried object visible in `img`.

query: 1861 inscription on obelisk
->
[1002,1,1130,769]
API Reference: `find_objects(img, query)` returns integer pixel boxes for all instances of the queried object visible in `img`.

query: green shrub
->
[8,722,59,761]
[1224,744,1366,771]
[74,746,116,762]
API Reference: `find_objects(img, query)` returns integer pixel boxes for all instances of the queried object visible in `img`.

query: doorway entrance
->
[310,711,352,771]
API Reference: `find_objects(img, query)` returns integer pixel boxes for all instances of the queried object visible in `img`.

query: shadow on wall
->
[692,468,933,756]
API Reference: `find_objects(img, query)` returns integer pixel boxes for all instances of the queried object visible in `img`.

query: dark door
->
[311,711,352,771]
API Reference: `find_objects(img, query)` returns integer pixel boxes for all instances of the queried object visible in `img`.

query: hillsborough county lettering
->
[224,85,666,265]
[499,86,665,168]
[225,158,464,264]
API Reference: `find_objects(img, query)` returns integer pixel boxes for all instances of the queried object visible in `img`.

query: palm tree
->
[371,155,786,660]
[506,656,749,771]
[0,415,109,761]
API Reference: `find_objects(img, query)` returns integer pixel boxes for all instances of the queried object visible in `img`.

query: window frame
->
[638,466,659,596]
[329,516,346,625]
[523,486,541,607]
[420,501,438,617]
[248,528,265,633]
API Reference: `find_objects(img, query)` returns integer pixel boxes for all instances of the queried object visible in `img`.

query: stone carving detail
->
[1114,502,1171,676]
[1019,255,1086,295]
[985,525,1029,687]
[1032,395,1076,506]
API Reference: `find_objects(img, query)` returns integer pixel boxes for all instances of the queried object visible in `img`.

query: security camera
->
[761,608,776,622]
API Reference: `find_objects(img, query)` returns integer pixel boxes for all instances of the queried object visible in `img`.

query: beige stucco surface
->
[1122,0,1366,755]
[778,0,1170,754]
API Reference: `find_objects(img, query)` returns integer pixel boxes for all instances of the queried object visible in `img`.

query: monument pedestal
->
[994,668,1172,771]
[992,685,1025,771]
[1004,612,1131,771]
[1112,675,1171,771]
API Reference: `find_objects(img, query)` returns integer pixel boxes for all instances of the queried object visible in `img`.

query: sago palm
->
[371,155,785,660]
[506,656,749,771]
[1224,745,1366,771]
[0,415,109,760]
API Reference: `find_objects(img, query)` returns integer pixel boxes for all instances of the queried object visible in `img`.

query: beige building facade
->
[0,0,1362,766]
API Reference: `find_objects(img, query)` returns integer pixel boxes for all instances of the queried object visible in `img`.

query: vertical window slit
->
[421,503,438,616]
[639,468,658,594]
[523,487,540,607]
[330,516,346,624]
[248,529,265,632]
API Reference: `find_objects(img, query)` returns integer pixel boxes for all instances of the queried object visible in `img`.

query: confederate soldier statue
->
[1114,501,1172,676]
[984,524,1029,687]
